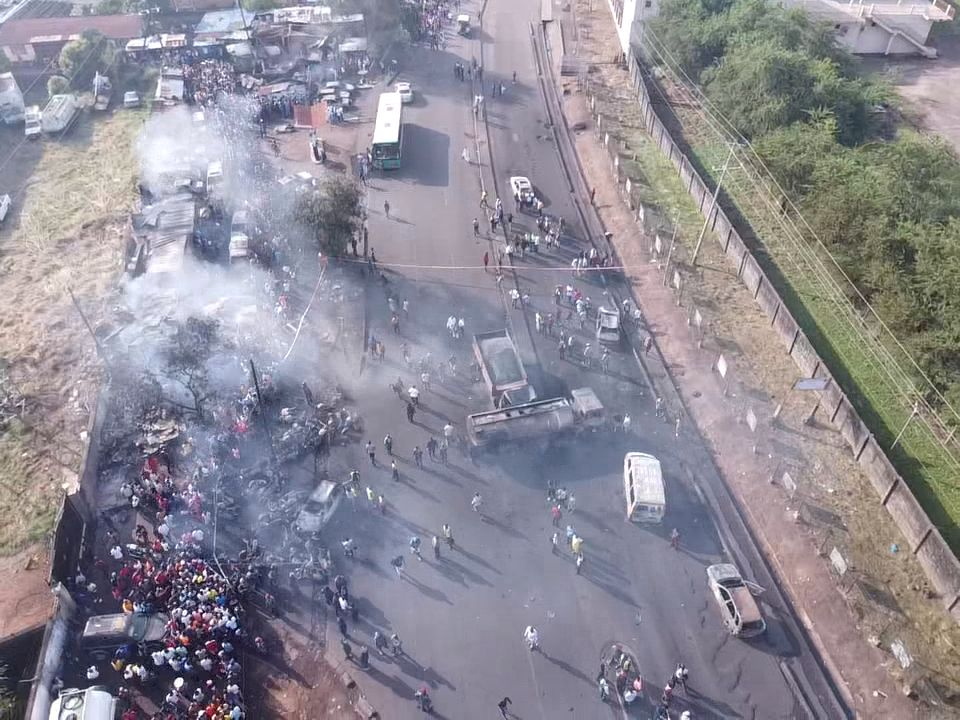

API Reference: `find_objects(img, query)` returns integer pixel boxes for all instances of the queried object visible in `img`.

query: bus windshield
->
[371,92,403,169]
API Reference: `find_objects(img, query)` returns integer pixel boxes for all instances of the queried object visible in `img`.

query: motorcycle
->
[414,687,433,713]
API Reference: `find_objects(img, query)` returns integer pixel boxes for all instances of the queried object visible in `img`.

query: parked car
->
[81,612,169,659]
[0,193,10,224]
[123,91,141,108]
[395,81,414,103]
[706,564,766,637]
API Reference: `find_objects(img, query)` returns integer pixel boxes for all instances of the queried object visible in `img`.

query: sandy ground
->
[0,107,145,636]
[564,2,960,716]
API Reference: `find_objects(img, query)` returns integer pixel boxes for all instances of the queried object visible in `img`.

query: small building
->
[606,0,954,57]
[0,14,143,65]
[781,0,954,57]
[194,8,250,42]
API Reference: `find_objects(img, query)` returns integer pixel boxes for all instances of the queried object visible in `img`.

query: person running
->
[497,696,513,718]
[471,492,483,513]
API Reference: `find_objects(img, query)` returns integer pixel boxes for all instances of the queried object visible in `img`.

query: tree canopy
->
[58,29,117,90]
[293,176,362,256]
[653,0,960,407]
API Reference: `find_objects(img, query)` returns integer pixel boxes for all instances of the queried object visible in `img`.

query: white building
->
[606,0,954,57]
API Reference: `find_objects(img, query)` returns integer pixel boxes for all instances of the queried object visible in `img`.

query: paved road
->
[316,1,843,718]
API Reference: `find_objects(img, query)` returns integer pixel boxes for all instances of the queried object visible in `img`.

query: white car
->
[0,193,10,223]
[509,176,536,206]
[706,564,766,638]
[395,81,414,103]
[123,91,140,108]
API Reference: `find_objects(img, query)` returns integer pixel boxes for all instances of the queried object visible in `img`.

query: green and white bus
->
[371,92,404,169]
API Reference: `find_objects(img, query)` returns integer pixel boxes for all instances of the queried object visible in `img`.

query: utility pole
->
[68,287,111,372]
[662,216,679,286]
[691,147,734,266]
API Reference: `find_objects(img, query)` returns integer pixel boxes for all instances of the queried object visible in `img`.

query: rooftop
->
[0,14,142,46]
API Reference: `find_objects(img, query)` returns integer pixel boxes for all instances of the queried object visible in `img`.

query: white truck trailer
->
[0,72,25,125]
[41,94,80,135]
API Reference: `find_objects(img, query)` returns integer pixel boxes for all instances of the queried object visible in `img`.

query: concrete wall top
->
[884,481,933,551]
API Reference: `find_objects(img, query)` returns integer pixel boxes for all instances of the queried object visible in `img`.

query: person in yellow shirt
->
[571,534,583,556]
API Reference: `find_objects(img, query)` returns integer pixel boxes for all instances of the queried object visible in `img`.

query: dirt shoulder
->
[563,2,960,717]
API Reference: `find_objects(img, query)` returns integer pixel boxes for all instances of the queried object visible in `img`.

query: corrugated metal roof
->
[0,14,142,46]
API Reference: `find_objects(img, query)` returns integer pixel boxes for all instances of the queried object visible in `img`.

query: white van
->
[50,686,118,720]
[623,452,665,523]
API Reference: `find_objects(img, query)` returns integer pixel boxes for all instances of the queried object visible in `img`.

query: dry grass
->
[0,107,145,554]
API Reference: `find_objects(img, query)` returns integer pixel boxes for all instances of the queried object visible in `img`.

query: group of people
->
[183,60,237,106]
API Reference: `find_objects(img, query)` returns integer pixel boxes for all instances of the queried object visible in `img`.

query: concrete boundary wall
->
[623,52,960,615]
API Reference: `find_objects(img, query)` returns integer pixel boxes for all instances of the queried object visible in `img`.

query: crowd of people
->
[183,60,237,106]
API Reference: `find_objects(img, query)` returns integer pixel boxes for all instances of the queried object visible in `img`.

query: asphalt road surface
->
[318,0,846,718]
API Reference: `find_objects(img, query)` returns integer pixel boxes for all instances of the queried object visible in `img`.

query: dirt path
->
[561,3,960,717]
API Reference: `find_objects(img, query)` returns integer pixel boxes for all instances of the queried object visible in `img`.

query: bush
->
[46,75,69,97]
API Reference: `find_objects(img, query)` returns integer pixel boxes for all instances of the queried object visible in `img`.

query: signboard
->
[782,471,797,497]
[746,408,757,433]
[829,547,848,576]
[890,639,913,669]
[716,354,728,379]
[793,378,830,392]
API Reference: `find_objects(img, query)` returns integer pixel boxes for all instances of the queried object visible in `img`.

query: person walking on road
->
[523,626,540,651]
[413,445,423,468]
[366,441,376,466]
[390,633,403,656]
[383,199,391,218]
[410,536,423,561]
[670,527,681,550]
[473,217,480,237]
[427,436,438,460]
[383,433,393,456]
[391,460,400,482]
[432,535,441,559]
[442,523,455,549]
[341,638,353,661]
[374,631,388,656]
[576,552,584,575]
[497,696,513,718]
[390,555,404,577]
[406,401,416,423]
[551,531,559,554]
[480,190,488,209]
[484,251,490,271]
[471,491,483,514]
[551,504,562,527]
[673,662,689,693]
[365,486,376,506]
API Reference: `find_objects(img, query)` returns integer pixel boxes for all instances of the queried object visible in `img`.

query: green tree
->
[58,29,116,90]
[94,0,125,13]
[293,177,362,256]
[702,40,817,138]
[754,116,839,197]
[46,74,69,97]
[650,0,735,75]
